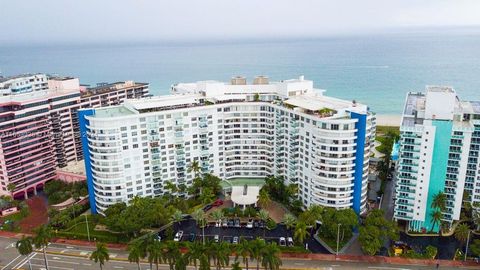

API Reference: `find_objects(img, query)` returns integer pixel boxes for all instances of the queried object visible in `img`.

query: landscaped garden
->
[44,179,88,205]
[0,196,29,232]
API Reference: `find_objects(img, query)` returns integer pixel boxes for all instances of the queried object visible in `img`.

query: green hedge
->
[56,231,125,243]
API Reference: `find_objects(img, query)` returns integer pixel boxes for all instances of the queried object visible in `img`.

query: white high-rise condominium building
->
[394,86,480,233]
[79,76,375,215]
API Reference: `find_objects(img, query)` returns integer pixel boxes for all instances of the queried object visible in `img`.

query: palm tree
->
[283,213,296,237]
[199,253,211,270]
[300,205,323,235]
[32,225,53,270]
[211,209,224,223]
[164,181,179,194]
[186,241,204,270]
[164,241,181,270]
[214,241,230,270]
[90,242,110,270]
[250,238,266,270]
[261,243,282,270]
[257,210,269,237]
[454,223,470,246]
[431,192,447,211]
[231,261,242,270]
[171,209,183,230]
[235,239,252,270]
[188,160,201,179]
[430,210,443,233]
[258,188,271,208]
[128,241,145,270]
[175,253,188,270]
[7,183,16,193]
[293,221,309,245]
[16,236,34,270]
[147,239,164,270]
[192,209,206,244]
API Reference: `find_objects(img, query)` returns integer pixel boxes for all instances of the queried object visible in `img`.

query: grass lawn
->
[319,236,350,252]
[57,219,129,243]
[376,125,400,136]
[0,210,29,232]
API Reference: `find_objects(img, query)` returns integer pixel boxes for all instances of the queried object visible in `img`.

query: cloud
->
[1,0,479,44]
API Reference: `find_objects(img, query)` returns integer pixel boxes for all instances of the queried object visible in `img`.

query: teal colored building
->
[394,86,480,233]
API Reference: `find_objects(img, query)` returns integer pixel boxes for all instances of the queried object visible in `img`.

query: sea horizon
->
[1,27,480,115]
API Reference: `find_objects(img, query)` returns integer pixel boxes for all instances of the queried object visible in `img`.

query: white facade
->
[395,86,480,232]
[0,74,49,95]
[80,76,375,215]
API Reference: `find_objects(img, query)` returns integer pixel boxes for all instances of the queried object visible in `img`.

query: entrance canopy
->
[230,185,260,207]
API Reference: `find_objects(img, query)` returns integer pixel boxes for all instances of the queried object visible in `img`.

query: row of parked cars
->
[170,230,294,247]
[214,218,265,228]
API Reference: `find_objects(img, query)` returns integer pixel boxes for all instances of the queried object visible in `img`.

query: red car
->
[212,199,224,207]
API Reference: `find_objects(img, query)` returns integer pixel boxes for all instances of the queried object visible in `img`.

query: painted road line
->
[31,256,81,265]
[367,267,411,270]
[30,263,73,270]
[0,254,22,270]
[113,267,124,269]
[12,252,37,270]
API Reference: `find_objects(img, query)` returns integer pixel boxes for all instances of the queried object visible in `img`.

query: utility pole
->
[85,214,91,242]
[336,223,342,256]
[202,218,205,245]
[464,229,471,261]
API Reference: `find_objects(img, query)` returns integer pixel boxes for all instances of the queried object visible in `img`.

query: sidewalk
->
[0,230,127,249]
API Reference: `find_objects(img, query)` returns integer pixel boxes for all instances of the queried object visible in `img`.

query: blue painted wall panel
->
[78,109,97,214]
[350,112,367,215]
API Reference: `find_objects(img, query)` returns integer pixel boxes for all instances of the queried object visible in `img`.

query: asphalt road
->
[1,236,476,270]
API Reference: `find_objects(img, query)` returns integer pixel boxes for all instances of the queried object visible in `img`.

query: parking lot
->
[162,218,329,253]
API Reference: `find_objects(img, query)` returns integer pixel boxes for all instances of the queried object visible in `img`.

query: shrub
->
[266,218,277,230]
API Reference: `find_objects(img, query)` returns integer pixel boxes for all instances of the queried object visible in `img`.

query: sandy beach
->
[376,114,401,126]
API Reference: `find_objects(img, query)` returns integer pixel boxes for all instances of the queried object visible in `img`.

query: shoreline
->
[376,114,401,127]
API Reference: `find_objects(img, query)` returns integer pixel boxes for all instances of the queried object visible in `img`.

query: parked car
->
[253,220,259,228]
[233,236,239,244]
[215,220,221,227]
[212,199,224,207]
[203,205,213,211]
[279,237,286,247]
[214,235,220,243]
[259,221,265,228]
[234,218,241,227]
[228,219,234,227]
[174,231,184,242]
[222,219,228,227]
[246,219,253,229]
[189,233,196,242]
[287,237,294,247]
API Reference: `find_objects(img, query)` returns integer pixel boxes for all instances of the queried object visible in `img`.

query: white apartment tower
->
[394,86,480,232]
[79,76,376,215]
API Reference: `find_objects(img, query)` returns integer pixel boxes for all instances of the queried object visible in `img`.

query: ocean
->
[1,30,480,114]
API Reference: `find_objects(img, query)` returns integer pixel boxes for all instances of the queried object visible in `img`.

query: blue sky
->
[2,0,480,44]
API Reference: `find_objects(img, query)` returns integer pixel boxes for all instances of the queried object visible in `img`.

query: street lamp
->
[336,223,342,256]
[85,214,91,242]
[464,229,471,261]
